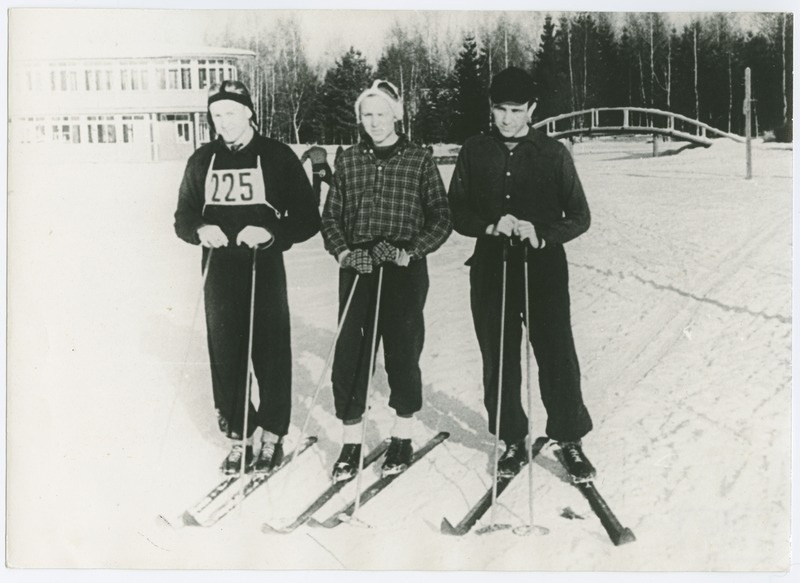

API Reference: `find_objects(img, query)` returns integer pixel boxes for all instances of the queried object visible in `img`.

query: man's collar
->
[490,126,541,149]
[222,127,256,152]
[359,133,408,154]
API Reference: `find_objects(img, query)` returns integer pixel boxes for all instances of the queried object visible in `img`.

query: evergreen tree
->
[319,47,372,144]
[449,35,489,143]
[533,15,568,120]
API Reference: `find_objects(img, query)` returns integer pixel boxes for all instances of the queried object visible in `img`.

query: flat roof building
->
[9,47,256,162]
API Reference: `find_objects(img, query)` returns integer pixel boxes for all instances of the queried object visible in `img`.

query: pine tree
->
[449,35,489,143]
[320,48,373,144]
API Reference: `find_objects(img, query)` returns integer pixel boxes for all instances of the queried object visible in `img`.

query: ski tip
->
[181,511,202,527]
[613,527,637,546]
[307,435,319,445]
[440,517,460,536]
[306,517,323,529]
[155,514,177,529]
[475,523,513,535]
[261,522,288,535]
[436,431,451,440]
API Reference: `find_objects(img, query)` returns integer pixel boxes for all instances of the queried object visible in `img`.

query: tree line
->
[213,12,793,144]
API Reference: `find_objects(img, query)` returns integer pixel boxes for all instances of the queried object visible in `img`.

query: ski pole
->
[157,248,214,464]
[489,239,509,529]
[350,265,384,525]
[523,244,536,533]
[240,248,259,490]
[295,273,361,456]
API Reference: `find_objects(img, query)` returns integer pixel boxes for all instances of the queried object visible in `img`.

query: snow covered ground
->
[6,138,792,572]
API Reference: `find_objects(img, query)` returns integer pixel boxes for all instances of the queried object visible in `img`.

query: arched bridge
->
[532,107,745,146]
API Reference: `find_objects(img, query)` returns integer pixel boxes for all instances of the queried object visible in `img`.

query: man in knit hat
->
[321,80,452,481]
[174,80,320,474]
[448,66,595,483]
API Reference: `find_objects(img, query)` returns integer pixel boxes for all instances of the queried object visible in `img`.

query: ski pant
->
[331,258,429,422]
[468,238,592,444]
[312,162,332,207]
[203,246,292,439]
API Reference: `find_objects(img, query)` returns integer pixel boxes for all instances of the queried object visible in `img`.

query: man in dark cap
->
[299,144,333,206]
[448,66,595,482]
[174,80,320,475]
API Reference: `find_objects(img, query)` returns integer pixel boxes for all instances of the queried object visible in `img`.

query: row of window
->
[15,114,208,145]
[24,59,239,93]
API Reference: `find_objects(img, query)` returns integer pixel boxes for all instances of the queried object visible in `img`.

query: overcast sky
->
[7,7,771,67]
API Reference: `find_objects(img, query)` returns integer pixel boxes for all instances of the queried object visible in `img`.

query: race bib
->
[204,154,281,218]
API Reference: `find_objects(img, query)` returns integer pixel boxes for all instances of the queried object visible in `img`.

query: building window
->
[181,66,192,90]
[68,71,78,91]
[52,124,69,142]
[95,70,112,91]
[176,122,191,143]
[198,119,211,143]
[87,116,116,143]
[199,68,208,89]
[85,70,96,91]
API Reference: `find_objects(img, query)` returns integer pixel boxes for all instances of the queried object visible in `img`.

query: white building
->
[9,47,256,162]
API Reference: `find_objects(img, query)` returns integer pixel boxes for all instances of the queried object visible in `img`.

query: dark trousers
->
[469,239,592,444]
[203,247,292,439]
[312,162,332,206]
[331,259,429,421]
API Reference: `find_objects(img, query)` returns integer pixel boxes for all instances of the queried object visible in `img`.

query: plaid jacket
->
[321,137,452,259]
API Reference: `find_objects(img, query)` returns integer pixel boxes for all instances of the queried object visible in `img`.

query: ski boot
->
[331,443,362,482]
[220,442,254,475]
[253,439,284,473]
[497,438,528,479]
[381,437,413,477]
[558,440,596,483]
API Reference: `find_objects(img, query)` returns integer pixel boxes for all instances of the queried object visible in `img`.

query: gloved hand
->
[340,248,373,274]
[371,241,400,265]
[236,226,273,248]
[197,224,229,248]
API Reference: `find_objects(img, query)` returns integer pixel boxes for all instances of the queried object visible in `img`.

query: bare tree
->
[693,22,699,119]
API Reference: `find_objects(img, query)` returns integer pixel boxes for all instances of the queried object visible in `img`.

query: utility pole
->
[744,67,752,180]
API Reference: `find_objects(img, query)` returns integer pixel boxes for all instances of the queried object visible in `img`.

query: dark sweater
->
[448,128,590,245]
[174,134,320,253]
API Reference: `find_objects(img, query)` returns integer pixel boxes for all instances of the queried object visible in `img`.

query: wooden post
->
[744,67,752,179]
[652,134,659,157]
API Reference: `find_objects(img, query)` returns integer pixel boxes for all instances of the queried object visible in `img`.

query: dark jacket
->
[174,134,320,253]
[448,129,590,246]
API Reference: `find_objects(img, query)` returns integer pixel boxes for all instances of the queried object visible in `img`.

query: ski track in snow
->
[6,139,791,570]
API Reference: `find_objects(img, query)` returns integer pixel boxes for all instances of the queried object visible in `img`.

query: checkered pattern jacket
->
[321,137,452,259]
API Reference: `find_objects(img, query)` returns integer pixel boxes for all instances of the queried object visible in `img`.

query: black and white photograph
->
[5,1,795,574]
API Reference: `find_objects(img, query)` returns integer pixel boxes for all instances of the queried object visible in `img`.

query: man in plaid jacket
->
[321,80,452,481]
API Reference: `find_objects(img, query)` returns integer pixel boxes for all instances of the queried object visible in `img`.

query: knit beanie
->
[489,67,538,105]
[354,79,404,122]
[207,80,258,133]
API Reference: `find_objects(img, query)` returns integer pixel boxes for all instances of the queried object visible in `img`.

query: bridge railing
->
[532,107,744,144]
